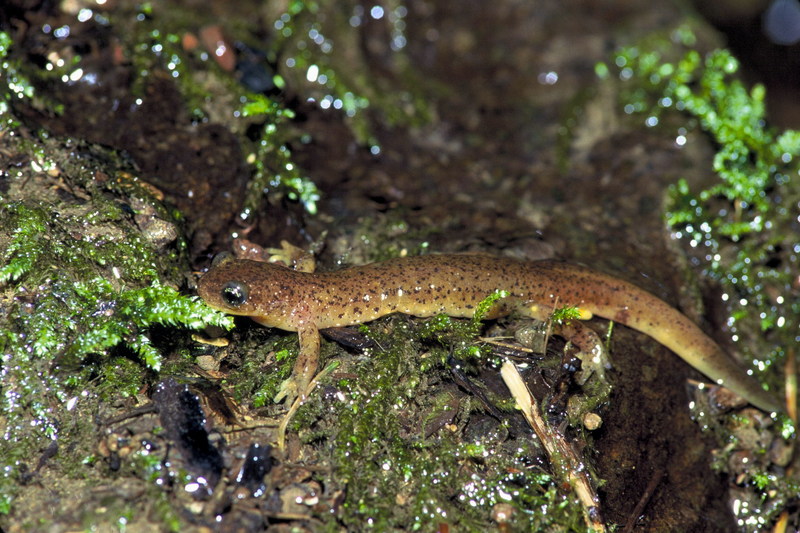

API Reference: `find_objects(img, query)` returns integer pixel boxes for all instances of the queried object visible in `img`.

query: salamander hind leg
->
[550,320,611,387]
[517,302,611,401]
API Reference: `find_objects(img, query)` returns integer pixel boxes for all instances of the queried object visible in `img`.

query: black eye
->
[221,281,249,307]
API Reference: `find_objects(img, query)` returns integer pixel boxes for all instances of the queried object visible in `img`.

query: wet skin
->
[197,253,782,412]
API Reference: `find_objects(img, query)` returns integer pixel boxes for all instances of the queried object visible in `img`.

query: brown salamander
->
[197,253,782,412]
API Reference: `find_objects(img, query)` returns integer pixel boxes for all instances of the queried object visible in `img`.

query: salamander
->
[197,252,782,412]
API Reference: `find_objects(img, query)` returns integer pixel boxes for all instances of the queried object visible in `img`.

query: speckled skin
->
[197,254,781,411]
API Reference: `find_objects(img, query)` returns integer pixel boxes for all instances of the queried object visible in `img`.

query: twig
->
[500,360,606,532]
[785,347,796,425]
[622,468,663,533]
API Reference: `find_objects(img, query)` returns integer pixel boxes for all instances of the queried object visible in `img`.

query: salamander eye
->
[221,281,249,307]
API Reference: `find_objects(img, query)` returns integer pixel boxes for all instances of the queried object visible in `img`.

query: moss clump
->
[601,25,798,530]
[0,31,38,124]
[0,197,233,515]
[284,291,588,530]
[0,49,233,512]
[118,6,325,218]
[263,1,407,142]
[550,305,584,324]
[114,4,324,219]
[415,289,510,362]
[0,200,232,366]
[114,5,325,218]
[602,24,800,377]
[225,331,298,409]
[242,94,322,216]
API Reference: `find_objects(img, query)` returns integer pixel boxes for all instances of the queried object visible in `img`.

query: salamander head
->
[197,254,305,330]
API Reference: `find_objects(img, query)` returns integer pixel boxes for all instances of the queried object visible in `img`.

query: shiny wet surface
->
[2,0,793,530]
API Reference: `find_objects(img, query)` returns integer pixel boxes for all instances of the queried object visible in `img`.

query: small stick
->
[621,468,664,533]
[785,347,796,425]
[500,360,605,532]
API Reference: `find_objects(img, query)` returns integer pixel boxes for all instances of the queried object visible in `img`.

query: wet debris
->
[151,377,224,498]
[234,443,274,499]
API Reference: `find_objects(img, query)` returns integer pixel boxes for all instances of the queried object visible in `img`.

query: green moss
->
[118,9,323,217]
[0,30,33,103]
[266,2,373,141]
[473,290,510,322]
[604,24,799,375]
[227,332,298,408]
[284,292,588,530]
[0,31,26,128]
[242,94,321,215]
[116,5,324,217]
[0,13,329,517]
[550,305,584,324]
[265,0,436,147]
[601,25,798,529]
[0,200,231,362]
[0,29,66,120]
[0,197,230,515]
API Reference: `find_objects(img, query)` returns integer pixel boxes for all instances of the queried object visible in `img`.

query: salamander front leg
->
[274,325,321,405]
[266,240,317,273]
[275,326,323,449]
